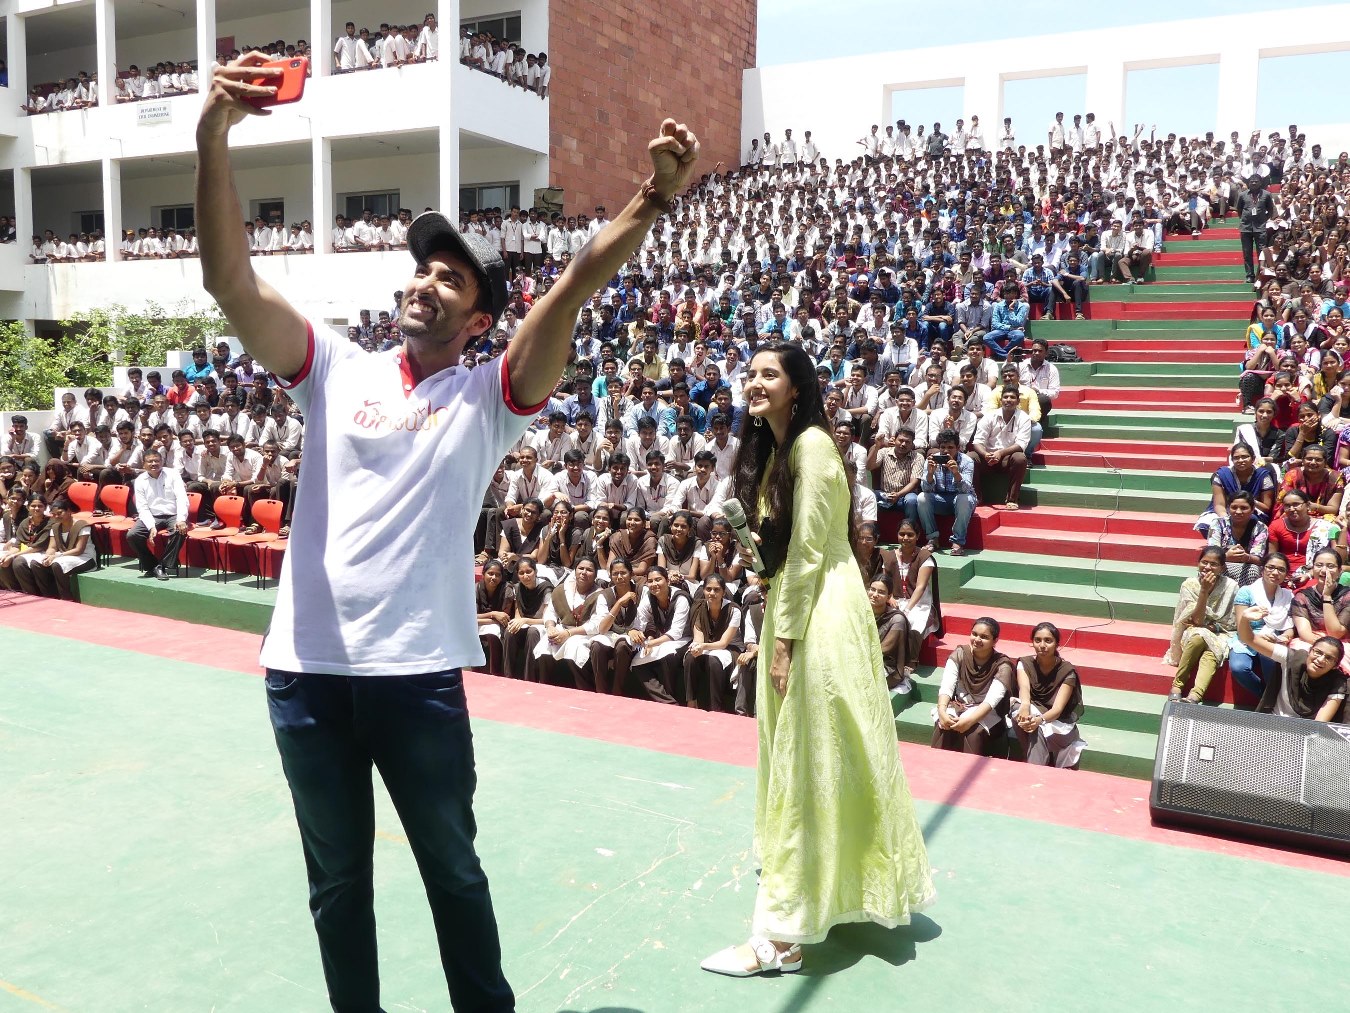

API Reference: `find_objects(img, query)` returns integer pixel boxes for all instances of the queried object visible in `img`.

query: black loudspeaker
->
[1150,700,1350,855]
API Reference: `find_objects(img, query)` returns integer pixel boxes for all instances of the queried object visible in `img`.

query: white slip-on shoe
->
[701,936,802,977]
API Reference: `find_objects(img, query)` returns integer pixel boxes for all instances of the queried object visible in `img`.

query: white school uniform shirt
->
[490,49,508,75]
[222,447,265,482]
[334,35,373,70]
[382,34,410,66]
[633,474,679,515]
[708,436,739,479]
[974,408,1032,453]
[417,26,440,59]
[260,324,541,675]
[538,64,552,89]
[5,432,38,458]
[675,473,726,513]
[505,467,546,505]
[163,443,202,478]
[522,221,544,254]
[63,435,98,464]
[501,219,524,253]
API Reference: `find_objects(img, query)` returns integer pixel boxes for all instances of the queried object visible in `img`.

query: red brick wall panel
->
[547,0,756,214]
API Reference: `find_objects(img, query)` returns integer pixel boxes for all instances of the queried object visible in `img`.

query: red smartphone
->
[246,57,308,107]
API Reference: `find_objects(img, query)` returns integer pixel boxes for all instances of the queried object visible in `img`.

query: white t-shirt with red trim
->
[259,321,547,675]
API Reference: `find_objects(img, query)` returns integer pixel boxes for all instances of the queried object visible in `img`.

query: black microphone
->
[720,497,766,577]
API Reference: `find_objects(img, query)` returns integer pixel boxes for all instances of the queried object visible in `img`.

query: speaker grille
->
[1308,735,1350,837]
[1159,709,1310,827]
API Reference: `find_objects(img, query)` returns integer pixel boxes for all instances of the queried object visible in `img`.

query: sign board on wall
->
[138,102,172,125]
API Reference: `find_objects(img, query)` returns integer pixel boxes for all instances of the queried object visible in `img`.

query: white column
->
[310,0,331,79]
[7,12,27,98]
[15,167,34,252]
[1216,47,1261,139]
[962,69,1002,130]
[102,158,122,263]
[312,134,331,256]
[197,0,217,85]
[437,0,459,214]
[94,0,116,109]
[1084,60,1126,140]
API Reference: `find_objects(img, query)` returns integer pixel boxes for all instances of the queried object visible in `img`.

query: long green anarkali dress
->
[753,426,935,944]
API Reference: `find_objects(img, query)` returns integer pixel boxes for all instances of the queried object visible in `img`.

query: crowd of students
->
[0,341,305,594]
[9,111,1349,758]
[1183,165,1350,724]
[458,30,549,97]
[21,62,199,115]
[332,16,440,71]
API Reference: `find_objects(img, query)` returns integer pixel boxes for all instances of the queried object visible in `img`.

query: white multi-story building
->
[0,0,549,330]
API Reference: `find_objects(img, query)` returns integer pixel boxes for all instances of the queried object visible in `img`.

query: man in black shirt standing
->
[1235,174,1275,288]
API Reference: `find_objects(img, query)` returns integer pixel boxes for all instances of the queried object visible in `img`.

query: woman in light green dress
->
[701,341,935,978]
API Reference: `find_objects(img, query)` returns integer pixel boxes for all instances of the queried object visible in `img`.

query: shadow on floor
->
[798,914,941,978]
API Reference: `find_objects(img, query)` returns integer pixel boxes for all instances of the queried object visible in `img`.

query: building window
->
[461,13,523,43]
[460,182,520,213]
[77,211,105,235]
[341,191,401,220]
[157,205,195,232]
[251,199,285,229]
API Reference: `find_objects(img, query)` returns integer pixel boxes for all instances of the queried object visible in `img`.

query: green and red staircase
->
[897,222,1249,777]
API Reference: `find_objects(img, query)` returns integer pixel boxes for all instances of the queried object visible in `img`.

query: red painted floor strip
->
[3,592,1346,877]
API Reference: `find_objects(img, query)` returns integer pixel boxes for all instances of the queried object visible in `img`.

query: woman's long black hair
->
[730,341,854,574]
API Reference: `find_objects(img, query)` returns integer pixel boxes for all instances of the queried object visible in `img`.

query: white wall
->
[461,143,548,204]
[332,150,438,213]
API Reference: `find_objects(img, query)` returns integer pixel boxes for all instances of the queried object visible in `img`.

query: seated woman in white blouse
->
[1226,550,1294,700]
[626,565,691,704]
[682,574,742,711]
[1237,605,1348,722]
[532,558,606,686]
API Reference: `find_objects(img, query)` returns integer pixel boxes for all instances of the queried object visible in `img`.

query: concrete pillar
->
[15,166,34,251]
[310,0,331,80]
[102,158,122,262]
[1084,61,1126,140]
[1216,48,1261,139]
[312,133,331,256]
[7,11,27,98]
[437,0,459,214]
[962,69,1002,131]
[94,0,116,109]
[197,0,217,84]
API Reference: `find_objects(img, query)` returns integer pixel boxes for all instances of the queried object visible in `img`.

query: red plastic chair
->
[183,495,245,577]
[67,481,98,517]
[218,500,286,588]
[95,484,137,564]
[258,538,289,587]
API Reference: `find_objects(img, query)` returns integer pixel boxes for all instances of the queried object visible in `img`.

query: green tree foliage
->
[0,302,225,411]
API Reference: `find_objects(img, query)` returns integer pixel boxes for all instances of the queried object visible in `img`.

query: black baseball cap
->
[407,211,508,322]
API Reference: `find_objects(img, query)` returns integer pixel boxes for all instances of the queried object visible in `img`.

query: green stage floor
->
[3,620,1349,1013]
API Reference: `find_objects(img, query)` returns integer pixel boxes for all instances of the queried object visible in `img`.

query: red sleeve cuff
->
[274,321,316,390]
[501,352,551,417]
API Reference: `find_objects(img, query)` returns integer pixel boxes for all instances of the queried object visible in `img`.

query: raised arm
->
[195,53,308,380]
[506,120,700,407]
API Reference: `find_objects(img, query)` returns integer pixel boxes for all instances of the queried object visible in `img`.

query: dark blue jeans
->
[265,668,514,1013]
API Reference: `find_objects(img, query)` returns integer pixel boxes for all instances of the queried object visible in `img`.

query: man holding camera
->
[196,50,699,1013]
[917,429,978,556]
